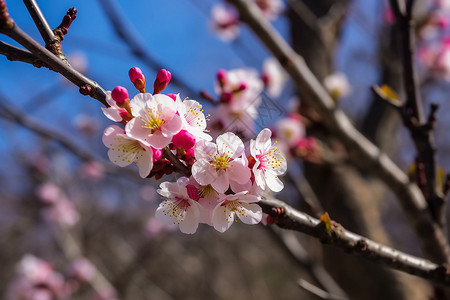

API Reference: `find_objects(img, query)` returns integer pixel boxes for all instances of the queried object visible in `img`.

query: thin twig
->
[0,9,107,106]
[259,198,450,286]
[388,0,445,226]
[298,279,349,300]
[228,0,449,264]
[162,147,190,177]
[23,0,68,62]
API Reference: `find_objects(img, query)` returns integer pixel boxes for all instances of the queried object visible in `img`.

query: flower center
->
[222,200,247,222]
[212,153,231,170]
[162,197,191,224]
[256,147,283,170]
[141,108,165,132]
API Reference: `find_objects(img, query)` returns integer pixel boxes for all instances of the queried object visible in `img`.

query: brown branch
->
[259,198,450,286]
[23,0,68,63]
[388,0,445,226]
[162,147,191,177]
[0,40,50,68]
[0,5,107,106]
[228,0,450,264]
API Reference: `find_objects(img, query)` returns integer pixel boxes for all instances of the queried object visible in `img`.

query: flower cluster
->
[101,67,288,234]
[102,67,211,179]
[7,255,104,300]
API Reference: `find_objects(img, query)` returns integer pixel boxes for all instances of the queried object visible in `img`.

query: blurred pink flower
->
[210,4,240,42]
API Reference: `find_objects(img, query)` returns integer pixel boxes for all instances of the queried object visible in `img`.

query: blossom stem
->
[163,147,191,177]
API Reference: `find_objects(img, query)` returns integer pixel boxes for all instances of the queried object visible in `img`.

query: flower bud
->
[129,67,146,92]
[111,86,129,104]
[217,69,227,87]
[153,69,171,94]
[172,130,196,149]
[152,147,163,162]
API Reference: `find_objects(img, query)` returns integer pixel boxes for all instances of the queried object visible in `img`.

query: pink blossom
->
[125,93,182,149]
[101,91,129,122]
[262,57,287,98]
[211,192,262,232]
[176,94,212,141]
[215,68,263,113]
[7,255,68,300]
[254,0,283,21]
[37,182,63,205]
[210,4,240,42]
[155,177,202,234]
[250,128,287,192]
[274,115,305,148]
[103,125,154,178]
[68,258,96,283]
[153,69,171,94]
[192,132,251,193]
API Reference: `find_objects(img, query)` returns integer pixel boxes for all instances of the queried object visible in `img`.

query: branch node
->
[79,84,92,96]
[53,8,77,42]
[0,0,13,30]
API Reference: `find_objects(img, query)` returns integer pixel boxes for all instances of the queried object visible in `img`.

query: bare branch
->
[23,0,68,62]
[388,0,445,226]
[259,198,450,286]
[0,8,107,106]
[0,40,50,68]
[228,0,450,264]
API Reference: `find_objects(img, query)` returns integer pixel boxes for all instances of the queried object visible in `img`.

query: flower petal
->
[212,205,233,232]
[216,132,244,158]
[211,169,229,193]
[178,204,200,234]
[265,173,284,192]
[135,147,153,178]
[192,159,217,186]
[236,203,262,224]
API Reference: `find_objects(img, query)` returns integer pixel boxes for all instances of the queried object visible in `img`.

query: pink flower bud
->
[111,86,129,104]
[217,69,227,86]
[129,67,146,92]
[153,69,172,94]
[129,67,144,83]
[172,130,196,149]
[151,147,163,162]
[166,93,177,101]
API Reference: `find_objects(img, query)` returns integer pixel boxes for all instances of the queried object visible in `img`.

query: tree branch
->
[0,2,106,106]
[228,0,450,264]
[0,40,49,68]
[23,0,68,62]
[389,0,445,227]
[259,198,450,286]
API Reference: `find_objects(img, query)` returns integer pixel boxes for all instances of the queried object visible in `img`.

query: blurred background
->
[1,0,450,299]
